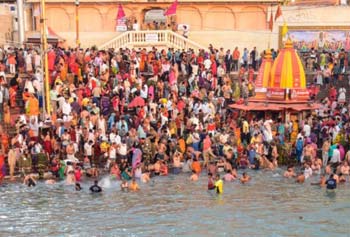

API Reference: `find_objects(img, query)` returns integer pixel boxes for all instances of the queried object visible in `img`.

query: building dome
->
[269,39,306,89]
[253,48,273,100]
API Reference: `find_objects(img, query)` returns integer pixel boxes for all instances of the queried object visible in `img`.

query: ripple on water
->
[0,172,349,237]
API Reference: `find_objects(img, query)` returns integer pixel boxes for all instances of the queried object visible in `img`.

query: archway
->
[142,8,167,30]
[177,6,202,30]
[237,7,266,30]
[204,7,235,30]
[46,7,70,32]
[79,7,103,32]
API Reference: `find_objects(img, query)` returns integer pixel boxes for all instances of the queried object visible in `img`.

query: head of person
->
[94,180,98,185]
[216,174,220,180]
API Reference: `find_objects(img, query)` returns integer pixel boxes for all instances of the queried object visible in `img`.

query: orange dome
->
[256,48,273,88]
[269,39,306,89]
[252,49,273,100]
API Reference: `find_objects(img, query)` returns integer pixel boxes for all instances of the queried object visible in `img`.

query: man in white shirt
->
[140,84,148,99]
[330,145,341,167]
[303,163,313,179]
[84,140,94,160]
[118,140,128,160]
[303,122,311,137]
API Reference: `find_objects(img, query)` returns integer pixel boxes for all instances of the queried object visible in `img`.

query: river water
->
[0,170,349,237]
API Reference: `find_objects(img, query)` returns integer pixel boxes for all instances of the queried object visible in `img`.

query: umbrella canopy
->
[128,96,145,108]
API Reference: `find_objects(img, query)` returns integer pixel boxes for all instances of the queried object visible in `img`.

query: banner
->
[266,88,285,101]
[116,19,127,32]
[290,88,309,101]
[286,29,350,52]
[145,33,158,42]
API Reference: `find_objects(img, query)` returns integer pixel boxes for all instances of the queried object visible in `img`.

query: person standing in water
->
[121,179,129,192]
[207,173,215,190]
[75,183,82,191]
[23,174,36,187]
[89,180,102,193]
[326,174,337,190]
[214,174,223,194]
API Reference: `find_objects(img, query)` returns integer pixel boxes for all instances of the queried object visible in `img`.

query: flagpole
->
[40,0,51,117]
[75,0,80,48]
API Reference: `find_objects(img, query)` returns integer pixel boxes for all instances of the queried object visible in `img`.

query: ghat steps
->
[99,30,206,52]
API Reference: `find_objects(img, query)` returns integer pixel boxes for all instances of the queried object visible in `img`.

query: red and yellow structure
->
[266,38,309,102]
[231,38,319,113]
[252,48,273,100]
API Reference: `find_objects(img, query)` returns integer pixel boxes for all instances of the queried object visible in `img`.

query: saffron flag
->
[281,22,288,38]
[164,0,178,16]
[268,10,273,32]
[274,5,282,21]
[117,4,126,20]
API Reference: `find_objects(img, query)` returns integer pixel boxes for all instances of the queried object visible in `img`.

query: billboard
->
[279,26,350,52]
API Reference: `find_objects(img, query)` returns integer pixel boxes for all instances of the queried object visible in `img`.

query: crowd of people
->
[0,43,349,193]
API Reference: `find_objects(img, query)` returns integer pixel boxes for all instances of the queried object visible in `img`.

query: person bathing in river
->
[208,173,215,190]
[284,165,297,178]
[214,174,223,194]
[190,170,199,181]
[129,178,140,192]
[240,172,251,184]
[90,180,102,193]
[121,179,129,192]
[223,170,236,182]
[23,174,36,187]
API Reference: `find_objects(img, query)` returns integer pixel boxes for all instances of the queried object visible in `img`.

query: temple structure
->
[230,38,320,119]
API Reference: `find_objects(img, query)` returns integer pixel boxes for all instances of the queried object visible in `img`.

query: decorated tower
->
[252,48,273,100]
[266,38,309,102]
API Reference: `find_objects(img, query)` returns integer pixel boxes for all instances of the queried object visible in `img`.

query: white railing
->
[99,30,206,52]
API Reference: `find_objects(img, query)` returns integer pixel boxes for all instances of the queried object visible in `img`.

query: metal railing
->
[99,30,206,52]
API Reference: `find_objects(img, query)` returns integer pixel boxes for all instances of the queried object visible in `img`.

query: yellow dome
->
[269,39,306,89]
[256,49,273,88]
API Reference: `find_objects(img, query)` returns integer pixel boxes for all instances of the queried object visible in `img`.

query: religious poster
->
[279,26,350,52]
[116,19,127,32]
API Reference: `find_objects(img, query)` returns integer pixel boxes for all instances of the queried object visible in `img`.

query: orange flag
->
[269,10,273,31]
[275,5,282,21]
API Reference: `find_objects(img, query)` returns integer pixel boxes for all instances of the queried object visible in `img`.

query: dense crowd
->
[0,44,349,191]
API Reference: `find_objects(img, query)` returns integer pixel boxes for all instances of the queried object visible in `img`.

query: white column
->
[17,0,25,45]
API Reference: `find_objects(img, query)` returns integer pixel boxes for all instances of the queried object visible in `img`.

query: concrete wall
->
[21,2,350,52]
[0,4,14,46]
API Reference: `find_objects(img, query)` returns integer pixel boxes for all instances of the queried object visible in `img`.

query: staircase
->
[99,30,206,51]
[1,73,28,137]
[305,72,350,102]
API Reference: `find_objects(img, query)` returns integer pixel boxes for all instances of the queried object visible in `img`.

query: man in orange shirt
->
[202,134,217,168]
[27,93,39,123]
[191,157,202,175]
[232,47,240,72]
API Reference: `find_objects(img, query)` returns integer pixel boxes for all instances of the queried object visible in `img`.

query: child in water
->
[214,174,223,194]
